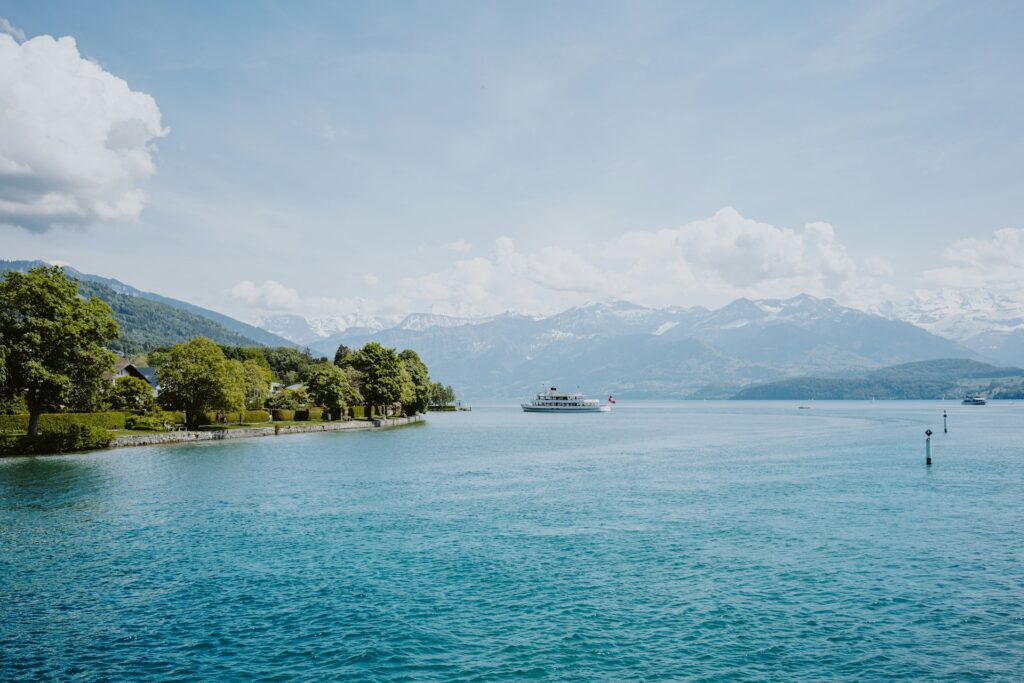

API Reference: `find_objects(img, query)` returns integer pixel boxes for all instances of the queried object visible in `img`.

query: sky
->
[1,1,1023,324]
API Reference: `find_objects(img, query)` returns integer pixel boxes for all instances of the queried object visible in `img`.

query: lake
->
[2,401,1023,680]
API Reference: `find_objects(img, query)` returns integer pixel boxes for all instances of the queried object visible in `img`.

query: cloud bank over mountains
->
[0,31,167,232]
[228,207,905,322]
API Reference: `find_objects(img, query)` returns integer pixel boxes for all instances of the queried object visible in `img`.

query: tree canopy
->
[157,337,244,428]
[399,349,431,415]
[106,376,156,412]
[0,267,119,435]
[305,364,362,418]
[344,342,405,417]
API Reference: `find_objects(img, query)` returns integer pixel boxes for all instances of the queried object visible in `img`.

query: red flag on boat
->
[608,395,616,404]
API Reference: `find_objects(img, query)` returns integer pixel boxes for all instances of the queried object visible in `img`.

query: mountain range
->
[305,296,975,398]
[4,258,1020,399]
[872,288,1024,366]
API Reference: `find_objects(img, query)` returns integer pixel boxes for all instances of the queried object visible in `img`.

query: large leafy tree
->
[239,359,272,409]
[157,337,243,428]
[430,382,456,408]
[106,376,156,412]
[345,342,405,418]
[333,344,352,366]
[0,267,118,435]
[398,349,431,415]
[263,346,322,385]
[306,363,362,419]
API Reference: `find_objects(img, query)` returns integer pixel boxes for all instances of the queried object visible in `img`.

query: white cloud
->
[395,207,880,316]
[923,228,1024,296]
[0,33,168,232]
[0,17,25,42]
[225,278,409,321]
[223,209,896,321]
[362,273,379,286]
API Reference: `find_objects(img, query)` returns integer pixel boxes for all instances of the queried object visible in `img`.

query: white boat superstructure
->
[521,387,612,413]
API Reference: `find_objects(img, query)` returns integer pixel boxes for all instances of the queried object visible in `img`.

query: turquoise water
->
[2,402,1023,680]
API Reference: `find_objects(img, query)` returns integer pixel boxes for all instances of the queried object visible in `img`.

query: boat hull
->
[521,404,611,413]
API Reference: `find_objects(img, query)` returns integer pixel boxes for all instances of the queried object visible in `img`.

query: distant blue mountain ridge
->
[306,296,989,399]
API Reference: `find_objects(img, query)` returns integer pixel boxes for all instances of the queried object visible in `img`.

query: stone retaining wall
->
[111,415,423,449]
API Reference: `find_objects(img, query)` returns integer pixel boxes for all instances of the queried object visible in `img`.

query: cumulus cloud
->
[923,228,1024,296]
[0,33,168,232]
[224,209,894,321]
[395,207,879,316]
[226,279,409,322]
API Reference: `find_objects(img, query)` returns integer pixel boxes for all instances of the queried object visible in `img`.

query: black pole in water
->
[925,429,933,466]
[943,409,948,434]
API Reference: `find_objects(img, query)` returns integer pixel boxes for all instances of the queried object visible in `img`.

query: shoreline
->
[0,416,426,458]
[111,415,425,449]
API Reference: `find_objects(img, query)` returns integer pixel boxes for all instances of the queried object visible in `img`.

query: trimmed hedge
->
[272,409,295,422]
[0,424,114,456]
[0,412,128,434]
[308,407,324,420]
[199,409,271,425]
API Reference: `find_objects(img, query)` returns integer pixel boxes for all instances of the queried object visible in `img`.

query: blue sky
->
[1,1,1022,322]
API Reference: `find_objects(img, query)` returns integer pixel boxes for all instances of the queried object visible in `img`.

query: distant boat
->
[962,395,987,405]
[798,406,811,410]
[521,387,611,413]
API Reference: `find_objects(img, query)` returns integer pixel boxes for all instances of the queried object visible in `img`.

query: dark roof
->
[135,366,158,386]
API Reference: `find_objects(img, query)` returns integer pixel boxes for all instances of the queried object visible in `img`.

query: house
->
[105,359,159,397]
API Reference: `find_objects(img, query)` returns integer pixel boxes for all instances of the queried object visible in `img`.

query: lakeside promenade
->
[111,415,424,449]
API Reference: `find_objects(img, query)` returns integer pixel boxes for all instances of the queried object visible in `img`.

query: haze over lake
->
[3,402,1022,680]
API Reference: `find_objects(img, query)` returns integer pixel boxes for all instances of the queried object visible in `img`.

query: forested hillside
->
[0,260,282,354]
[732,359,1024,399]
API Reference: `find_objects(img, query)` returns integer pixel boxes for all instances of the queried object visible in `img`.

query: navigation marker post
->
[925,429,933,466]
[943,410,947,434]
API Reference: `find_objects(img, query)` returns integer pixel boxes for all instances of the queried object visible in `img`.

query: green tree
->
[106,376,156,412]
[429,382,456,408]
[398,349,431,414]
[0,267,118,435]
[240,359,272,409]
[266,387,308,410]
[306,364,362,419]
[346,342,404,418]
[264,346,323,385]
[157,337,242,429]
[333,344,352,366]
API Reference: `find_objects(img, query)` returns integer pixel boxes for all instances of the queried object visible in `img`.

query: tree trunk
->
[27,410,41,437]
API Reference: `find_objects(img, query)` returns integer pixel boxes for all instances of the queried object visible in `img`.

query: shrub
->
[351,405,365,419]
[125,414,168,432]
[199,409,271,425]
[308,407,324,420]
[244,409,270,423]
[272,409,295,422]
[0,412,128,434]
[294,409,310,421]
[0,424,113,456]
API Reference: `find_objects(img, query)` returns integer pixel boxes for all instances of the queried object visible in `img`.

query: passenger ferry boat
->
[521,387,613,413]
[961,395,987,405]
